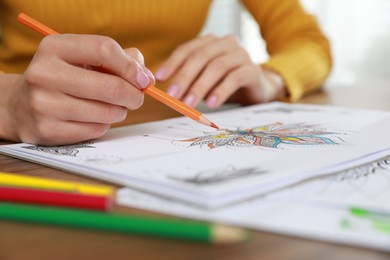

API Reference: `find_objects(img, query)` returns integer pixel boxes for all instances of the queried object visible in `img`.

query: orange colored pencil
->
[17,12,219,129]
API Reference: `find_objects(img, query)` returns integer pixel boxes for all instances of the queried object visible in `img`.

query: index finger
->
[39,34,150,89]
[155,34,218,81]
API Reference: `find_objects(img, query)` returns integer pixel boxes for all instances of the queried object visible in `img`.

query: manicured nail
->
[166,84,180,98]
[154,68,166,81]
[206,95,218,108]
[183,94,195,107]
[136,70,150,89]
[143,66,155,85]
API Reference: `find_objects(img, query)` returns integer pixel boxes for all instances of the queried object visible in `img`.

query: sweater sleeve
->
[241,0,332,101]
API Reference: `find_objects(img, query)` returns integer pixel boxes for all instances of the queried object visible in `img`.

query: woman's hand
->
[0,34,154,145]
[155,34,286,108]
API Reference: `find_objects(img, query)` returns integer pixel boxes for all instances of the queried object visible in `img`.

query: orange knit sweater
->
[0,0,331,124]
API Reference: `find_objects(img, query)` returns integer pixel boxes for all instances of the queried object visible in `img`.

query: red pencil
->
[0,186,112,211]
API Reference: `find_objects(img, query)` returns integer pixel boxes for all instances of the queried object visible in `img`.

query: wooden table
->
[1,86,389,260]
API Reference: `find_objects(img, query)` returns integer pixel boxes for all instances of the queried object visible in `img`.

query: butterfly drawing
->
[179,122,342,149]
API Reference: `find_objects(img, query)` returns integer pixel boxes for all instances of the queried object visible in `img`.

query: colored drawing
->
[178,122,343,149]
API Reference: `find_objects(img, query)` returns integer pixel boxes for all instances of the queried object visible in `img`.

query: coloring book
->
[1,102,389,207]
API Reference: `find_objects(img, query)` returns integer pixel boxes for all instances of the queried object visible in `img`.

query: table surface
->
[1,86,389,260]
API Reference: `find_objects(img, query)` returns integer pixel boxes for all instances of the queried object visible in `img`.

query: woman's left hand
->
[155,34,286,109]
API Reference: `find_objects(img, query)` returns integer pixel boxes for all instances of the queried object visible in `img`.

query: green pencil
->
[0,202,249,244]
[350,207,390,220]
[349,207,390,234]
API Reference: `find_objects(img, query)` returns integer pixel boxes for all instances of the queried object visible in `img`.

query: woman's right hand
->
[0,34,154,145]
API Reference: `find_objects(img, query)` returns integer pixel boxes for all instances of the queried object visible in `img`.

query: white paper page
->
[117,156,390,252]
[270,157,390,212]
[1,102,389,207]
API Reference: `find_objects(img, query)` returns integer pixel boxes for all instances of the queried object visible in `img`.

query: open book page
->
[116,156,390,252]
[269,157,390,212]
[1,102,389,207]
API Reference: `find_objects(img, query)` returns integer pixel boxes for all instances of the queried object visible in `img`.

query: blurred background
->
[201,0,390,89]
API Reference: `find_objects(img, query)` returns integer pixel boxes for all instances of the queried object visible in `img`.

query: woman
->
[0,0,331,145]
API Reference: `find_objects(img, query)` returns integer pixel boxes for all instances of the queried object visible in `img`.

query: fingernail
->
[206,95,218,108]
[154,67,166,81]
[136,70,150,89]
[183,94,195,107]
[143,66,155,85]
[166,84,180,98]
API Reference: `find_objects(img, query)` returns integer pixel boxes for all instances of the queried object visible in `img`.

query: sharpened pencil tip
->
[210,123,219,129]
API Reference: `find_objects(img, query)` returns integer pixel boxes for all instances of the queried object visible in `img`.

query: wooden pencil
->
[0,186,112,211]
[0,202,250,244]
[17,12,219,130]
[0,172,113,196]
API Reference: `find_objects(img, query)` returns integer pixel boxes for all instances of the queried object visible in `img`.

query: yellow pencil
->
[0,172,113,196]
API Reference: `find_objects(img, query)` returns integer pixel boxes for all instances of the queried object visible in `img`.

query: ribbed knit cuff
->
[263,42,331,102]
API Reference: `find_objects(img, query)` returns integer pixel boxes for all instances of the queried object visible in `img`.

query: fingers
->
[14,35,156,145]
[26,59,144,110]
[205,65,262,108]
[155,34,218,82]
[17,88,125,145]
[39,34,151,89]
[181,48,250,107]
[30,89,129,124]
[156,34,264,108]
[124,47,155,85]
[125,47,145,65]
[157,35,242,100]
[20,119,111,146]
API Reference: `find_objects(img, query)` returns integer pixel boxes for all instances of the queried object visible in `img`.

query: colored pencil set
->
[0,172,249,244]
[0,172,114,211]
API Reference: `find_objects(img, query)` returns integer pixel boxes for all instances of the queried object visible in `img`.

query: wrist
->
[262,69,287,101]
